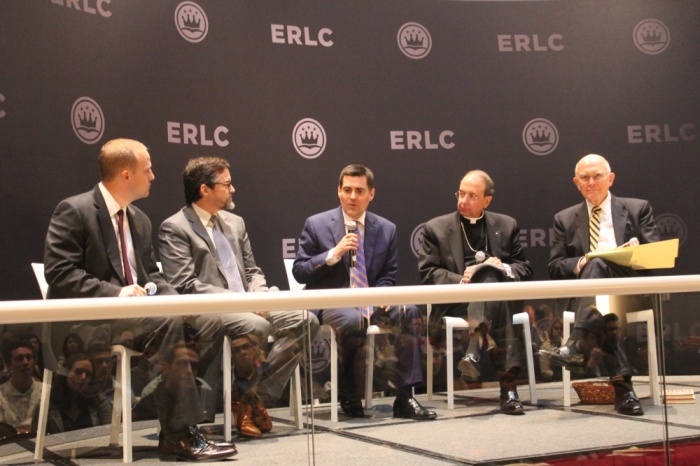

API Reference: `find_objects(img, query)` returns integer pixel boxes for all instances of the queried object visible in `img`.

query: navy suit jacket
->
[44,185,175,298]
[548,195,660,280]
[292,207,397,290]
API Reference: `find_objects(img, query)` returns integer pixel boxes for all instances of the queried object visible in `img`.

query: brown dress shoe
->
[232,401,262,438]
[159,428,237,462]
[252,398,273,433]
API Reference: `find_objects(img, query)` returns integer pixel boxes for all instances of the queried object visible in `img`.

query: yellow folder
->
[585,239,679,270]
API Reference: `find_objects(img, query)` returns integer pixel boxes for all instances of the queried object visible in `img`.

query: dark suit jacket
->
[158,206,268,294]
[44,185,174,298]
[292,207,397,290]
[418,211,532,285]
[548,195,660,280]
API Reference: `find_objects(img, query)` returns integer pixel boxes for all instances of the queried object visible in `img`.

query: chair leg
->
[427,305,433,401]
[627,309,660,405]
[365,333,375,410]
[223,336,232,441]
[34,369,53,461]
[291,365,303,429]
[513,312,537,405]
[562,311,575,407]
[329,328,338,422]
[110,357,123,447]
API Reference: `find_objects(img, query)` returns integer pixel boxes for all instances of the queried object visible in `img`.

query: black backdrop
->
[1,0,698,301]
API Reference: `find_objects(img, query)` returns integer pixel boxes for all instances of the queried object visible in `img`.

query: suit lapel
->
[448,212,464,272]
[574,202,589,253]
[611,196,628,246]
[485,212,502,259]
[183,207,228,285]
[93,186,125,285]
[363,212,378,272]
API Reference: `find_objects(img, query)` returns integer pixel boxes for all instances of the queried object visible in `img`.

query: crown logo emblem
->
[293,118,326,159]
[656,213,686,246]
[411,224,425,258]
[182,13,201,30]
[78,109,97,129]
[300,130,319,146]
[175,2,208,43]
[299,339,331,373]
[522,118,559,156]
[634,19,670,55]
[397,23,432,59]
[530,129,551,144]
[71,97,105,145]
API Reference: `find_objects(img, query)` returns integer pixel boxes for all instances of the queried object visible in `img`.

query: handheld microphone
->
[620,237,640,248]
[345,221,357,267]
[144,282,157,296]
[474,251,487,264]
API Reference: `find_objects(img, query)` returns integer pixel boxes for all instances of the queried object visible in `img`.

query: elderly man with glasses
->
[419,170,532,415]
[545,154,660,416]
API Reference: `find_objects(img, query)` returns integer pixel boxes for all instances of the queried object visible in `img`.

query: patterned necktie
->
[589,206,602,252]
[350,224,373,320]
[210,216,246,293]
[117,210,134,285]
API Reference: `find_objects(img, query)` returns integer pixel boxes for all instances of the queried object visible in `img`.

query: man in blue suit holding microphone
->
[293,164,435,421]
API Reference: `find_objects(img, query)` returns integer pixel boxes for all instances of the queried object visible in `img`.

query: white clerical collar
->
[98,182,124,218]
[460,211,485,225]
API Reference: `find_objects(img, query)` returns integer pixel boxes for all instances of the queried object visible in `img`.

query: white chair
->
[562,311,575,407]
[282,259,388,419]
[627,309,660,406]
[31,263,139,463]
[426,305,538,410]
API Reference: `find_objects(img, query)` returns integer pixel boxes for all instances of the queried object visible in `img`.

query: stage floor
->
[2,380,700,465]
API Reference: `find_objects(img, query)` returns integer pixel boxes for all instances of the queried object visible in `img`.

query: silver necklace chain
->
[460,219,488,254]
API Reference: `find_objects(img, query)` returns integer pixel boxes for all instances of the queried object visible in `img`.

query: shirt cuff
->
[325,249,340,266]
[502,263,514,279]
[574,257,584,276]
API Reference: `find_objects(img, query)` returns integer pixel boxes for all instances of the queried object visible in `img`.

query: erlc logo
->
[656,213,687,246]
[397,23,432,59]
[71,97,105,145]
[175,1,208,43]
[633,19,670,55]
[293,119,326,159]
[522,118,559,156]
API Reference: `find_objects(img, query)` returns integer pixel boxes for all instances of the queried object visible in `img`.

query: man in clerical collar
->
[419,170,532,415]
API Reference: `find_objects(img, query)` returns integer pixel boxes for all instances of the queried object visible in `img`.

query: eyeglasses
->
[576,173,609,183]
[214,181,233,189]
[455,191,483,202]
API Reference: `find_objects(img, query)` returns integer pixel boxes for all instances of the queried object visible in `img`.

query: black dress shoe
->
[159,428,238,462]
[393,396,437,420]
[615,392,644,416]
[340,396,364,418]
[457,354,481,379]
[500,390,524,415]
[194,426,237,450]
[545,346,586,373]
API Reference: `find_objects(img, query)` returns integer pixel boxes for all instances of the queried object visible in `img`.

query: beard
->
[225,198,235,210]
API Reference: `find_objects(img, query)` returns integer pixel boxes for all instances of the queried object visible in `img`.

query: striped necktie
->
[589,206,602,252]
[211,216,246,293]
[350,224,373,320]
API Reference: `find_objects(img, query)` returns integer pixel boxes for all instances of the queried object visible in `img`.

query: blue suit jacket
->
[292,207,398,290]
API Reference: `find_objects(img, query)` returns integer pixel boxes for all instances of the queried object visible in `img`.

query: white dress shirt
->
[325,210,367,266]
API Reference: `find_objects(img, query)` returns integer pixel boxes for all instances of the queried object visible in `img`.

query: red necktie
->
[117,209,134,285]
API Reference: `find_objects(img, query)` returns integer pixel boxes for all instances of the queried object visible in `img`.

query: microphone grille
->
[629,237,640,247]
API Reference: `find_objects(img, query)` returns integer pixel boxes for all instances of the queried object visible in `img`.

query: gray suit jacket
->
[548,195,660,280]
[158,206,268,294]
[418,211,532,285]
[44,185,174,298]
